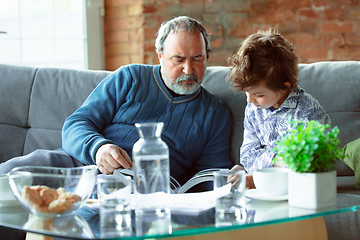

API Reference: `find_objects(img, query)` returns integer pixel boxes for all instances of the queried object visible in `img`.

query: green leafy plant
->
[273,120,345,173]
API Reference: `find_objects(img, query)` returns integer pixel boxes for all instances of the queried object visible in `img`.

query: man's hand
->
[96,144,132,174]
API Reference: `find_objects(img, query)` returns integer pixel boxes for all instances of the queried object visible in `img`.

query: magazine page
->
[87,190,224,215]
[114,168,229,194]
[176,168,229,194]
[114,168,181,194]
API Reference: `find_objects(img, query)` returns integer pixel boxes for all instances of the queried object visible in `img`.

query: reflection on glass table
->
[0,193,360,239]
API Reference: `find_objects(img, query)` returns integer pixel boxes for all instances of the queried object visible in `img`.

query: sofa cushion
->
[0,64,35,162]
[0,63,111,163]
[299,61,360,176]
[202,66,246,165]
[23,128,62,156]
[298,61,360,147]
[28,67,111,130]
[0,64,35,127]
[0,124,27,162]
[25,67,111,155]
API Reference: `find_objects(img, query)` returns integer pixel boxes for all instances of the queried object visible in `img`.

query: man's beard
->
[161,67,201,95]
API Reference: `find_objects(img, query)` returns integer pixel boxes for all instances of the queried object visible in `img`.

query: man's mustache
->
[176,74,199,83]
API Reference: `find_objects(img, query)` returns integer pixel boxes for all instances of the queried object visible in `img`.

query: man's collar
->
[153,65,201,104]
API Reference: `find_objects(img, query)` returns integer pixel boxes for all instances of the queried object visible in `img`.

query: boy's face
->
[245,81,290,109]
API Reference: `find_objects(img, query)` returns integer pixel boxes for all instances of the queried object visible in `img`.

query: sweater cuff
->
[90,139,114,164]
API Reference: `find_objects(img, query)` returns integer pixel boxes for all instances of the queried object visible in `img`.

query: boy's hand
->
[229,165,255,189]
[96,144,132,174]
[230,165,245,171]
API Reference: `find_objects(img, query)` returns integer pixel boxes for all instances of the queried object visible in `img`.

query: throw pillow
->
[342,137,360,189]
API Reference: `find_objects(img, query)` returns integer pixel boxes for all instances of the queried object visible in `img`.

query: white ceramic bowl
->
[0,174,18,206]
[253,167,289,197]
[7,165,97,217]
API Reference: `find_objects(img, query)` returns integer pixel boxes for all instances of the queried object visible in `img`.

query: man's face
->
[158,29,207,95]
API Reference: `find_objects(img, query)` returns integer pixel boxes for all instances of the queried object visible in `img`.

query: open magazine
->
[93,168,232,215]
[114,168,228,194]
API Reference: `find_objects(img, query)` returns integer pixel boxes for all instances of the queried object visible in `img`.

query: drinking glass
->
[213,170,247,227]
[97,174,132,238]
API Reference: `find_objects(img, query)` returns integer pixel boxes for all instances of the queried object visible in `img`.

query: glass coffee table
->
[0,193,359,240]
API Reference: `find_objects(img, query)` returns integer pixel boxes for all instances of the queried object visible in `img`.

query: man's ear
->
[157,52,162,63]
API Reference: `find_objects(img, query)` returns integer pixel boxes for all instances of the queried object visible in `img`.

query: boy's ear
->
[284,82,291,89]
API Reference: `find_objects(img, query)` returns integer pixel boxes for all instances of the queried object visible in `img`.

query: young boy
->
[228,28,330,188]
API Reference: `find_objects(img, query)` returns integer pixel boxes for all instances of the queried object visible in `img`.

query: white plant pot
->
[288,170,336,209]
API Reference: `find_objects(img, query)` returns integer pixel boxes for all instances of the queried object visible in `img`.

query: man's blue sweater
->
[62,64,232,185]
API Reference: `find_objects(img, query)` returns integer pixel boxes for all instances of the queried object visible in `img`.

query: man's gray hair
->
[155,16,211,59]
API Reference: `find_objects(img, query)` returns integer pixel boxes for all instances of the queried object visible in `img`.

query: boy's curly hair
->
[227,27,299,92]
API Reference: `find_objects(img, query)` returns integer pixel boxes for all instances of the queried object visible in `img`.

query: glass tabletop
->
[0,193,359,239]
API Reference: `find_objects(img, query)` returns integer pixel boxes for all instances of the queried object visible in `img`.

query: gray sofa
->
[0,61,360,239]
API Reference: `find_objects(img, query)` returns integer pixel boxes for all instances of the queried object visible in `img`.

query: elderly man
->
[0,16,232,187]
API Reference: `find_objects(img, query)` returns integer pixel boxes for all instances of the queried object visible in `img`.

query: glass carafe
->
[132,122,171,236]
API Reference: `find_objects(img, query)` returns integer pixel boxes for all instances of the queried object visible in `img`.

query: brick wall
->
[104,0,360,71]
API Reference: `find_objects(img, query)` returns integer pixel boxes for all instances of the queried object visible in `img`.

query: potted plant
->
[273,120,345,209]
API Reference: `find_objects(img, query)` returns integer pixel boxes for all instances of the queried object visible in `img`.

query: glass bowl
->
[7,165,97,217]
[0,174,19,206]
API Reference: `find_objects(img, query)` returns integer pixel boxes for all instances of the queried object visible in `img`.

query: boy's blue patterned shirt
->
[241,87,330,173]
